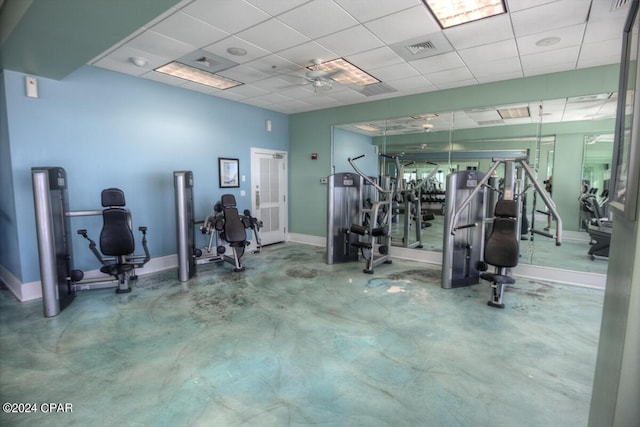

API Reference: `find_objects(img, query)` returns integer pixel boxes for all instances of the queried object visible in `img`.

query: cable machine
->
[441,157,562,304]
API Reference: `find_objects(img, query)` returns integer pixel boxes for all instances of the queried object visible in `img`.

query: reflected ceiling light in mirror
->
[422,0,506,29]
[154,62,243,90]
[497,106,530,119]
[353,123,383,132]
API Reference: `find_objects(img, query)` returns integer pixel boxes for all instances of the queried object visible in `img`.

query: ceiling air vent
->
[406,41,437,55]
[611,0,631,10]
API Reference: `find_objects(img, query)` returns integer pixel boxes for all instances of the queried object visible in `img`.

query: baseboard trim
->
[2,254,178,302]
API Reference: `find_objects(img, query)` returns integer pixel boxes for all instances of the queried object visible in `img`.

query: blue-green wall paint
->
[2,66,288,283]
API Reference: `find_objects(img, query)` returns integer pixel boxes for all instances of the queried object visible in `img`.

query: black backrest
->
[484,199,519,268]
[99,188,135,256]
[221,194,236,208]
[223,207,246,243]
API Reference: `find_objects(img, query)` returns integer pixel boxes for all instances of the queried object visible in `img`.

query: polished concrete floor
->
[0,243,603,427]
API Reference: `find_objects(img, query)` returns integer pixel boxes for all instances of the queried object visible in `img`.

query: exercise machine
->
[326,172,362,264]
[32,167,150,317]
[396,161,439,249]
[443,157,562,308]
[347,154,393,273]
[174,171,262,279]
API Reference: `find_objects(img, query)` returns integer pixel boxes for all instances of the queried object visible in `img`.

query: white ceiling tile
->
[217,64,270,83]
[436,77,477,90]
[316,25,384,57]
[520,45,580,74]
[333,0,422,22]
[244,0,311,16]
[92,45,171,71]
[511,0,590,37]
[345,46,405,71]
[428,67,475,86]
[278,1,358,39]
[151,11,229,48]
[251,76,298,91]
[475,70,524,84]
[458,39,518,64]
[224,84,271,98]
[128,30,196,58]
[364,6,441,45]
[577,39,623,68]
[243,54,299,73]
[444,14,513,50]
[386,75,436,93]
[516,24,586,56]
[411,52,465,74]
[182,0,270,34]
[236,18,309,53]
[583,19,625,44]
[368,62,420,82]
[203,36,270,64]
[467,57,522,79]
[276,41,339,67]
[506,0,561,13]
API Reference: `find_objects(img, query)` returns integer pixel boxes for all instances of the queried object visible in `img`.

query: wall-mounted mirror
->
[332,94,617,276]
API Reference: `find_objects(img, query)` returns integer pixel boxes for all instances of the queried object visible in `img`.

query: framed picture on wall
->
[218,157,239,188]
[610,0,640,221]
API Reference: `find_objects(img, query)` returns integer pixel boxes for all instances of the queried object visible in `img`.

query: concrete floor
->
[0,243,603,426]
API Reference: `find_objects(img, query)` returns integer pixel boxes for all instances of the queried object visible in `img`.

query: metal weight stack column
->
[31,167,76,317]
[441,170,486,289]
[174,171,195,281]
[326,172,362,264]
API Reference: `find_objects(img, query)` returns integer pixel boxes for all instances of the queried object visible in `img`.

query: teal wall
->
[1,66,288,283]
[289,65,620,236]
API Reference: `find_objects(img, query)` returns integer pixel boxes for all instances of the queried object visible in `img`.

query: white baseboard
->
[2,254,178,303]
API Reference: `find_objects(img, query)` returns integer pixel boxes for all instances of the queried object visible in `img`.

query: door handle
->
[255,190,260,209]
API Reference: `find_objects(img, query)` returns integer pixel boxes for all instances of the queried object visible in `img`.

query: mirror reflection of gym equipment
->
[31,167,150,317]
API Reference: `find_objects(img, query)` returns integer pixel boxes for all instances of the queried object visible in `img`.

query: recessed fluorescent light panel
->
[497,106,530,119]
[155,62,243,90]
[423,0,506,29]
[311,58,380,86]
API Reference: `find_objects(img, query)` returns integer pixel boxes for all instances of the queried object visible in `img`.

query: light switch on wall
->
[240,190,246,197]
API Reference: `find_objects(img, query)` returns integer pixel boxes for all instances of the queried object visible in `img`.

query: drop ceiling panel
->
[458,39,519,64]
[202,36,270,64]
[316,25,385,57]
[56,0,629,115]
[467,57,522,79]
[510,0,591,37]
[578,39,624,68]
[277,1,358,39]
[364,6,440,45]
[182,0,270,34]
[150,11,229,48]
[443,14,514,50]
[128,30,196,59]
[236,18,309,53]
[410,52,465,74]
[245,0,311,16]
[520,45,580,74]
[345,46,406,70]
[516,24,586,56]
[333,0,422,22]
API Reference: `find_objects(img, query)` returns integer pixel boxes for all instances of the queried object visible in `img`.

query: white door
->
[250,148,288,246]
